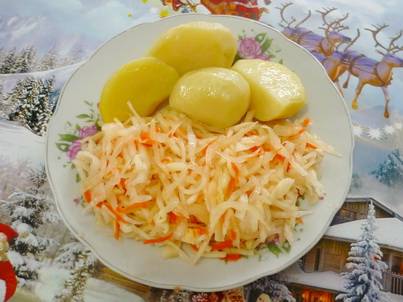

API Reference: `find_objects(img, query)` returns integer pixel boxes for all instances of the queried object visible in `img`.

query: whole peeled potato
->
[149,22,237,75]
[100,57,179,123]
[169,68,250,128]
[232,59,306,121]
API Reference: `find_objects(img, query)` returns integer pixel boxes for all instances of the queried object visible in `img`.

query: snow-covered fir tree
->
[3,166,59,287]
[0,158,34,221]
[54,247,97,302]
[0,48,5,67]
[7,76,55,136]
[14,46,36,73]
[39,47,58,71]
[0,83,3,102]
[0,47,37,73]
[0,83,15,119]
[52,233,97,301]
[336,202,387,302]
[371,149,403,187]
[245,275,296,302]
[55,251,91,302]
[54,240,97,271]
[0,48,17,74]
[349,173,363,192]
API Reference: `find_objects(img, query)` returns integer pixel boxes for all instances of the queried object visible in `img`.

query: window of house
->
[383,252,390,267]
[391,255,403,274]
[301,290,333,302]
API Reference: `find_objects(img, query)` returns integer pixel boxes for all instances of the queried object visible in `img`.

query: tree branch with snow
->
[337,202,388,302]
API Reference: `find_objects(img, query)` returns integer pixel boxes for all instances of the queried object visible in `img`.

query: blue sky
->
[0,0,154,40]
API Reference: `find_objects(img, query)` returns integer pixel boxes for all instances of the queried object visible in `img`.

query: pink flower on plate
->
[238,37,263,59]
[79,125,97,138]
[67,140,81,160]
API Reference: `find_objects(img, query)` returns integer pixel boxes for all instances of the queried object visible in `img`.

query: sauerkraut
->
[73,107,334,264]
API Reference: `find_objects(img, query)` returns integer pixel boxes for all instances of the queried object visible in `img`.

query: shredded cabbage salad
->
[73,107,334,264]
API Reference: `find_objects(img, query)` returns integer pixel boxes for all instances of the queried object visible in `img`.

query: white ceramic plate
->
[46,14,353,291]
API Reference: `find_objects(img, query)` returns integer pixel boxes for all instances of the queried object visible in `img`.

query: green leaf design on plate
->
[260,38,272,53]
[59,134,79,142]
[255,32,266,43]
[76,113,91,119]
[56,143,70,152]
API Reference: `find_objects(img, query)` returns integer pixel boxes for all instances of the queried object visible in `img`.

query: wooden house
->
[331,197,402,225]
[284,197,403,302]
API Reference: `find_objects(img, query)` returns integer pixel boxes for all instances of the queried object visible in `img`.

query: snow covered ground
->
[34,267,144,302]
[389,292,403,302]
[0,61,82,94]
[0,119,44,167]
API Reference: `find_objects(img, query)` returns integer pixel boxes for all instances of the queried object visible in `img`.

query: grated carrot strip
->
[144,233,173,244]
[117,201,154,214]
[83,190,92,203]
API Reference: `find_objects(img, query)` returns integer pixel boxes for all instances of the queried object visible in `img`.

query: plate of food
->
[46,14,353,291]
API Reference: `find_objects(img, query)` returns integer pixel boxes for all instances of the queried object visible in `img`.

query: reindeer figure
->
[310,8,351,56]
[276,2,312,41]
[343,25,403,118]
[311,29,361,95]
[277,4,351,57]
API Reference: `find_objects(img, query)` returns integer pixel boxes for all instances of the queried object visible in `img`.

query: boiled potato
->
[149,22,237,75]
[232,59,306,121]
[100,57,179,123]
[170,68,250,128]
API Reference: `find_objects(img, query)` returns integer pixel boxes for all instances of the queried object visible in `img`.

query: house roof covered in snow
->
[283,264,402,301]
[284,264,343,292]
[345,197,403,221]
[325,218,403,252]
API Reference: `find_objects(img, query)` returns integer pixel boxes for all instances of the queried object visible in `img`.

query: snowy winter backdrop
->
[1,0,402,214]
[337,203,388,302]
[0,0,403,300]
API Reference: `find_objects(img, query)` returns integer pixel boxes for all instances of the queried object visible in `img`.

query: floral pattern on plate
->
[56,101,99,160]
[236,31,282,62]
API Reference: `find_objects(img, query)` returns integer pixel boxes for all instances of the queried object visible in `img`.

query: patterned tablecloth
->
[0,1,403,301]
